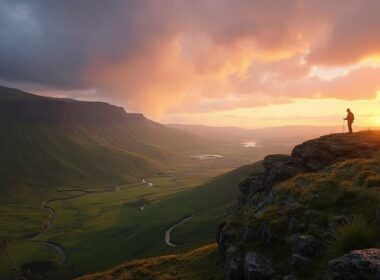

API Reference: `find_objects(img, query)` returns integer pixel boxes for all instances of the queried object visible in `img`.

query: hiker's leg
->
[348,122,353,134]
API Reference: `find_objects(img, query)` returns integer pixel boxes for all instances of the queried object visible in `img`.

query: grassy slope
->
[76,243,223,280]
[0,123,165,188]
[160,161,264,248]
[60,162,261,278]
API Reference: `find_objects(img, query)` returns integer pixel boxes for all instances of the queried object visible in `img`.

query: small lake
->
[190,154,223,160]
[241,141,258,148]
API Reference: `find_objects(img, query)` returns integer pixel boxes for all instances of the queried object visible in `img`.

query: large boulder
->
[225,246,244,280]
[239,172,265,196]
[376,205,380,226]
[263,155,306,190]
[291,253,311,267]
[243,251,274,280]
[292,132,380,171]
[291,235,322,258]
[323,248,380,280]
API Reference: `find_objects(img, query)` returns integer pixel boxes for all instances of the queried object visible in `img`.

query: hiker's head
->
[347,108,350,113]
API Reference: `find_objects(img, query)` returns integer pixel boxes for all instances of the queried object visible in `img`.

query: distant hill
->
[0,86,215,187]
[168,123,368,144]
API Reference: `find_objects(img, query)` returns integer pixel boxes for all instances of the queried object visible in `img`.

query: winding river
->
[142,179,154,188]
[28,189,113,263]
[6,178,161,268]
[165,215,193,247]
[29,179,154,262]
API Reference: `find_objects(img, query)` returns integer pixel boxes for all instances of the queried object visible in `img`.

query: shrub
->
[327,215,378,259]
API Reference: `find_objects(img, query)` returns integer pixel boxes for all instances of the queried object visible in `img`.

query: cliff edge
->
[217,131,380,279]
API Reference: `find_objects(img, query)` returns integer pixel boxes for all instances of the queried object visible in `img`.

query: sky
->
[1,0,380,128]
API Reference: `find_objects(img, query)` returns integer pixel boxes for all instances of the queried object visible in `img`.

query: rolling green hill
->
[0,86,215,189]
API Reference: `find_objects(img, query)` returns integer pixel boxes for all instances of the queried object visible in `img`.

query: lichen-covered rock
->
[283,274,298,280]
[291,132,380,171]
[263,155,306,190]
[323,249,380,280]
[249,173,266,194]
[255,192,276,216]
[243,252,274,280]
[258,221,276,243]
[376,205,380,226]
[239,178,253,195]
[217,219,241,258]
[242,225,256,242]
[224,246,244,280]
[291,253,310,267]
[291,235,322,258]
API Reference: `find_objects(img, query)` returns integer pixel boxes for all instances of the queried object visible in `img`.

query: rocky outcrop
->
[235,132,380,202]
[217,131,380,280]
[376,205,380,226]
[291,133,380,171]
[290,235,322,258]
[323,249,380,280]
[244,252,274,279]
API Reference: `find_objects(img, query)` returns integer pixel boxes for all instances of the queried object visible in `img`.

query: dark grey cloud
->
[0,0,307,90]
[0,0,180,89]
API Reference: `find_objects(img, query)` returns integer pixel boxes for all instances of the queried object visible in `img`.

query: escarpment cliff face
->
[217,131,380,280]
[0,85,216,187]
[0,85,145,124]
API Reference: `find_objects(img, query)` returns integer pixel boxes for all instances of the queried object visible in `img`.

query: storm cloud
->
[0,0,380,117]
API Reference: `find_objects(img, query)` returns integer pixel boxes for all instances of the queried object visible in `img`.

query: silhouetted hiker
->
[344,108,355,134]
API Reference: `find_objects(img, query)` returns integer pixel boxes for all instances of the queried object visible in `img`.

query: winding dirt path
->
[165,215,193,247]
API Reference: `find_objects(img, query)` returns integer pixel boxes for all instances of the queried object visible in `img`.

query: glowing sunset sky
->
[1,0,380,128]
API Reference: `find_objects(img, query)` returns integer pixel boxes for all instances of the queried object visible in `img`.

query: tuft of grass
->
[364,175,380,188]
[326,215,378,259]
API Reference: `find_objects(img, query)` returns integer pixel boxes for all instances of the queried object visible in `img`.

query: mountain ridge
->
[167,123,367,143]
[0,85,217,188]
[0,85,146,123]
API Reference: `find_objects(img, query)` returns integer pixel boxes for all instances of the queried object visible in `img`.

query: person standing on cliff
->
[344,108,355,134]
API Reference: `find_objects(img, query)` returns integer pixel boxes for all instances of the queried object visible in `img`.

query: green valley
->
[0,158,262,279]
[0,86,273,279]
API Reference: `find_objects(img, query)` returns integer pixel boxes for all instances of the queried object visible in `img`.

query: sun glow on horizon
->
[161,92,380,129]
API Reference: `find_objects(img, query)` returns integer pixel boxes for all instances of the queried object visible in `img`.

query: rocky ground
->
[217,131,380,279]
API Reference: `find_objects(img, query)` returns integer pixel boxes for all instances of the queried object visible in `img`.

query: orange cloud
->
[85,38,196,117]
[307,0,380,65]
[6,0,379,122]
